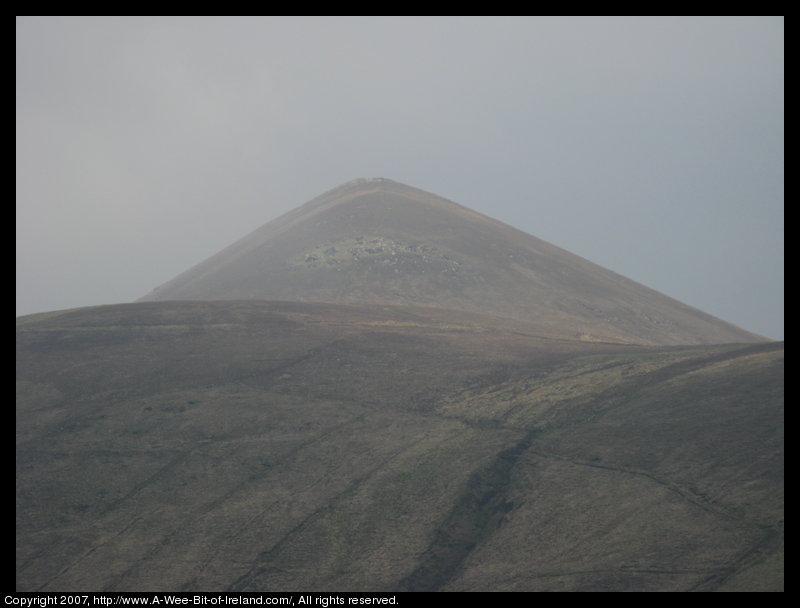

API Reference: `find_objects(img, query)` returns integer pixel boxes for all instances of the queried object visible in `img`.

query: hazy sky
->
[16,17,783,339]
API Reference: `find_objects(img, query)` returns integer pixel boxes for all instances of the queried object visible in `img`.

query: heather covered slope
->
[16,301,783,591]
[139,178,765,346]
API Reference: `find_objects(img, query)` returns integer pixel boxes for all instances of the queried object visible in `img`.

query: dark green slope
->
[139,178,765,346]
[16,302,783,591]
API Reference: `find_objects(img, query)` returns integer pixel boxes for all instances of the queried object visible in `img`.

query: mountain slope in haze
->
[16,302,783,591]
[139,178,764,346]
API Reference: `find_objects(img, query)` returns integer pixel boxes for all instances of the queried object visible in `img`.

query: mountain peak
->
[326,177,388,193]
[315,177,452,206]
[140,179,766,346]
[344,177,390,186]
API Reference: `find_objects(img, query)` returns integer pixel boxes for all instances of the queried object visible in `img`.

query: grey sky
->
[16,16,783,340]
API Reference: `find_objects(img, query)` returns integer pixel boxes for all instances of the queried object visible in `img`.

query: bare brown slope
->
[16,301,783,591]
[139,178,764,346]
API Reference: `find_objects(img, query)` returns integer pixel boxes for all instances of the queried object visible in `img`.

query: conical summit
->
[141,178,764,345]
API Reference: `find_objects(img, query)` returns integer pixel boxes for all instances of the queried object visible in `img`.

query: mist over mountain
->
[17,179,782,592]
[140,178,765,346]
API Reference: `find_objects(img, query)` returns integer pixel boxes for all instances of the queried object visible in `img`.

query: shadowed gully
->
[17,301,782,591]
[17,179,781,591]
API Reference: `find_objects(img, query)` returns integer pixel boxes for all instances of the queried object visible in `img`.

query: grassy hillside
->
[16,301,783,591]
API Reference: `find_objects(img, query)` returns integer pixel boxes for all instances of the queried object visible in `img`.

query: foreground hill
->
[16,301,783,591]
[139,178,765,346]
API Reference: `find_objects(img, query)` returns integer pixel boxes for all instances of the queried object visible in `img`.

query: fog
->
[16,16,783,339]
